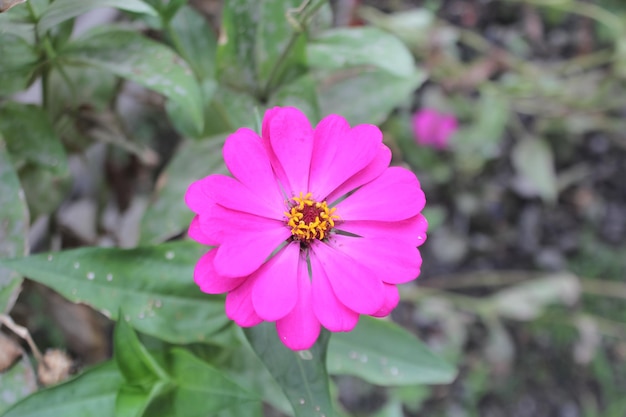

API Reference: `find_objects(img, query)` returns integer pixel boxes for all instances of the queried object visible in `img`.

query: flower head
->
[412,108,458,150]
[186,107,427,350]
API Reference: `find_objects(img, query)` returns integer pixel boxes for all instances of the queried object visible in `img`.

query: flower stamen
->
[285,192,339,243]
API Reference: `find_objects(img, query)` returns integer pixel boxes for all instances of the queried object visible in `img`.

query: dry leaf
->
[0,0,26,13]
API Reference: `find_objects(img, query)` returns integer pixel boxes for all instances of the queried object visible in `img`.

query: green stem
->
[261,0,328,100]
[40,37,59,111]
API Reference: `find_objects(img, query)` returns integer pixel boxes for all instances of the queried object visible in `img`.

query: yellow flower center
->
[285,192,339,243]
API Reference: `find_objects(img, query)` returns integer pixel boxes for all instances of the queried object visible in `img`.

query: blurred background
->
[1,0,626,416]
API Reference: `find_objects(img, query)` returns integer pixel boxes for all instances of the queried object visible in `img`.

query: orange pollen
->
[284,192,339,242]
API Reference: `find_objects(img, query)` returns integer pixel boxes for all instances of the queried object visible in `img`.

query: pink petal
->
[412,109,458,150]
[335,167,424,222]
[338,214,428,247]
[329,235,421,284]
[225,277,263,327]
[310,253,359,332]
[185,177,217,214]
[251,242,300,321]
[194,249,247,294]
[433,116,458,149]
[262,107,281,140]
[371,284,400,318]
[275,258,321,350]
[223,127,284,209]
[188,215,218,246]
[192,174,283,220]
[197,203,287,245]
[310,242,384,315]
[267,107,314,195]
[261,107,290,192]
[213,231,291,279]
[326,144,391,204]
[308,116,380,200]
[412,109,439,146]
[203,207,291,278]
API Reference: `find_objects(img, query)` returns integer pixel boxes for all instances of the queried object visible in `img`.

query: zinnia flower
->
[412,108,458,150]
[186,107,427,350]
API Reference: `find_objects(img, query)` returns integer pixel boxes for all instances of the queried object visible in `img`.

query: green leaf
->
[167,5,216,80]
[17,165,71,218]
[218,342,292,416]
[0,14,36,43]
[142,348,259,417]
[37,0,158,35]
[269,74,321,124]
[255,0,307,92]
[511,137,558,203]
[63,28,204,133]
[139,135,227,245]
[165,78,217,139]
[0,103,70,217]
[0,31,38,95]
[114,315,169,386]
[48,64,117,115]
[115,382,170,417]
[307,27,415,78]
[0,138,28,313]
[180,85,261,138]
[216,0,258,93]
[0,103,68,174]
[113,322,255,417]
[316,68,425,125]
[245,323,334,417]
[1,361,123,417]
[207,87,261,134]
[0,241,230,344]
[327,317,456,386]
[217,0,306,96]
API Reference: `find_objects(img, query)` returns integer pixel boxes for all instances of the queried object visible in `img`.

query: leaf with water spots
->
[245,324,334,417]
[327,317,457,386]
[0,136,28,314]
[0,241,231,344]
[62,28,204,134]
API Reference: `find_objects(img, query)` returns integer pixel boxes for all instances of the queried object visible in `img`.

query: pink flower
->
[412,108,458,150]
[185,107,427,350]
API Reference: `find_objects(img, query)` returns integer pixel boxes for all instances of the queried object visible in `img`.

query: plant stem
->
[261,0,328,100]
